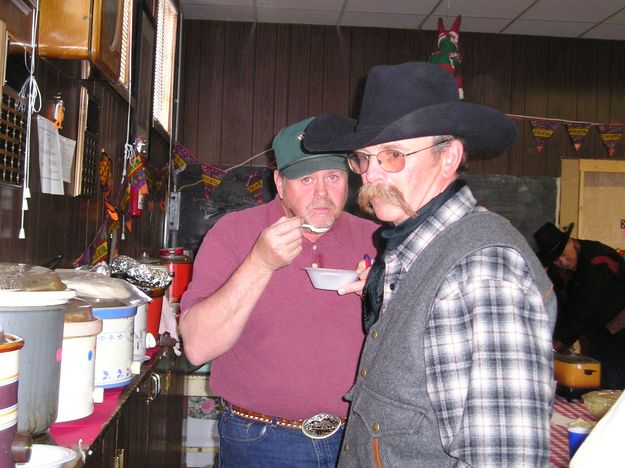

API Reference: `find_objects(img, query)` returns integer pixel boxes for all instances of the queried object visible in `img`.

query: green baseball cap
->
[273,117,348,179]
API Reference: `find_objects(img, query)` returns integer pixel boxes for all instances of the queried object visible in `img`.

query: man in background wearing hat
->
[179,117,377,467]
[304,62,556,467]
[535,221,625,389]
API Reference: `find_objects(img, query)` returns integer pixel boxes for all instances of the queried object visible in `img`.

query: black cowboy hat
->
[533,222,574,267]
[303,61,516,155]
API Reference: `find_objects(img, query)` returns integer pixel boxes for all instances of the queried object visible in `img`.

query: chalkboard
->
[462,174,559,249]
[175,166,558,255]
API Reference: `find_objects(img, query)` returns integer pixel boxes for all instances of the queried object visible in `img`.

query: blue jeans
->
[218,409,344,467]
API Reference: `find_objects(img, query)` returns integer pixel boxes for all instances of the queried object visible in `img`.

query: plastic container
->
[92,305,137,389]
[159,248,193,303]
[0,333,24,468]
[303,267,359,291]
[146,288,165,345]
[0,285,75,434]
[56,300,102,423]
[582,389,622,419]
[15,444,76,467]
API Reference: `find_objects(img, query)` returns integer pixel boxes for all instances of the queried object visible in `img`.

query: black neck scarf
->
[362,179,466,332]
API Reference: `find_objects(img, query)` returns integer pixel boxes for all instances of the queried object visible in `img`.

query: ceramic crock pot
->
[0,264,76,435]
[133,302,148,358]
[92,305,137,389]
[56,300,102,423]
[0,333,24,468]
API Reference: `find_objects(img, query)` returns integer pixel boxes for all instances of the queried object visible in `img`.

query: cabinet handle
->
[113,448,124,468]
[146,373,161,404]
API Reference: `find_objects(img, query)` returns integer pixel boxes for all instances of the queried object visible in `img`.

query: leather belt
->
[223,400,346,439]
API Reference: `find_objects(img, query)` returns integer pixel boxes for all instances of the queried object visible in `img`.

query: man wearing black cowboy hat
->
[304,61,556,467]
[535,221,625,389]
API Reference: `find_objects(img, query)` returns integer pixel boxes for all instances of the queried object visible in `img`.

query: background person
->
[535,221,625,389]
[304,61,556,467]
[179,117,378,468]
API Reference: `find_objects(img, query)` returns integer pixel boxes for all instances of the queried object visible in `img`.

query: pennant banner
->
[564,123,592,152]
[201,163,228,200]
[245,170,265,205]
[173,143,198,175]
[128,153,149,194]
[597,124,625,157]
[529,119,560,153]
[91,224,109,265]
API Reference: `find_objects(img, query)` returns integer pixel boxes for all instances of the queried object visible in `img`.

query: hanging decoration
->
[507,113,625,156]
[429,15,464,99]
[597,124,625,157]
[564,123,592,152]
[172,143,197,176]
[529,119,560,153]
[245,170,265,205]
[200,164,228,200]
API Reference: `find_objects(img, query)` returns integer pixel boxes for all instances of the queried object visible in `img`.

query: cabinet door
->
[146,370,185,467]
[38,0,123,81]
[118,373,152,466]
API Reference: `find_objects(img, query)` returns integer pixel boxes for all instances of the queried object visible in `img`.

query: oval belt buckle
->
[301,413,342,439]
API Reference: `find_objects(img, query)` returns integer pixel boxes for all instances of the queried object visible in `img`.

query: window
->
[153,0,178,134]
[118,0,133,86]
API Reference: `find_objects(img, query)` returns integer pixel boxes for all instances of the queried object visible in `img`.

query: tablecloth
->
[550,394,596,467]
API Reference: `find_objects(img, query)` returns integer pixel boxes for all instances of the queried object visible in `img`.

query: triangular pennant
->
[201,163,228,200]
[245,170,265,205]
[597,124,625,157]
[91,224,109,265]
[172,143,198,175]
[564,123,592,152]
[128,152,149,195]
[529,119,560,153]
[73,246,92,267]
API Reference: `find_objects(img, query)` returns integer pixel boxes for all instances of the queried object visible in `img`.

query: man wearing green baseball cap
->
[180,117,378,467]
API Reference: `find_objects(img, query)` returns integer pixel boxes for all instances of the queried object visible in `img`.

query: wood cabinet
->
[560,158,625,250]
[79,347,184,468]
[37,0,124,81]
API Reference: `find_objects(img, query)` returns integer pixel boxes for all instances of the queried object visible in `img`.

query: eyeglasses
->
[347,140,451,174]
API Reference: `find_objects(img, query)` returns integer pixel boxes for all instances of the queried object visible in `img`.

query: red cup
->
[146,289,165,339]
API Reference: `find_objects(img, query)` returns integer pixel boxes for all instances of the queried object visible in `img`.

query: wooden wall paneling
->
[574,40,605,158]
[197,21,226,164]
[251,23,277,166]
[28,58,51,264]
[321,27,350,116]
[592,42,613,160]
[221,22,255,166]
[285,25,311,126]
[387,28,419,65]
[543,37,578,177]
[473,33,514,175]
[608,42,625,160]
[519,35,550,176]
[362,28,389,78]
[508,35,528,176]
[178,20,202,156]
[307,25,326,118]
[348,28,366,119]
[462,33,493,174]
[271,24,291,138]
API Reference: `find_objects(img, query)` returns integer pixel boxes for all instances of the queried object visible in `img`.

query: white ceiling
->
[179,0,625,41]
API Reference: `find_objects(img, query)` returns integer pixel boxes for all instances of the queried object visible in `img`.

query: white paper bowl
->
[304,267,359,291]
[16,444,77,467]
